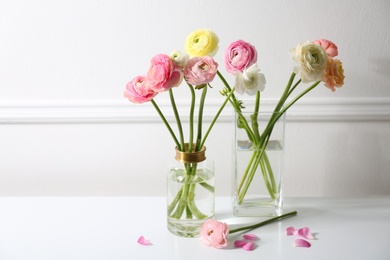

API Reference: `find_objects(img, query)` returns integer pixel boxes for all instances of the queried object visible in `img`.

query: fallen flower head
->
[199,219,229,249]
[200,211,298,249]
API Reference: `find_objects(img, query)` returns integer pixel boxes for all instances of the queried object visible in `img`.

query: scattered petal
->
[294,239,311,248]
[242,242,256,251]
[298,227,314,240]
[234,240,247,248]
[242,234,259,240]
[137,236,152,246]
[286,226,298,236]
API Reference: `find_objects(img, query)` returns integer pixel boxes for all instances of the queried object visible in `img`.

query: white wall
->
[1,0,389,197]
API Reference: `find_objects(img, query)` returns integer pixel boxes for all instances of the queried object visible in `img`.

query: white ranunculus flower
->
[169,50,189,67]
[290,41,327,83]
[235,64,266,96]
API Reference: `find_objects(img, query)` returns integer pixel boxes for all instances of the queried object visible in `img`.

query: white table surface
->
[0,196,389,260]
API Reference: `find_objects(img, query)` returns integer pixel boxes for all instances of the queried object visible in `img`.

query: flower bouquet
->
[221,39,345,216]
[124,29,237,237]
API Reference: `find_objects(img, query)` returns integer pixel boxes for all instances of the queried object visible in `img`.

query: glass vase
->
[167,144,214,237]
[233,111,286,217]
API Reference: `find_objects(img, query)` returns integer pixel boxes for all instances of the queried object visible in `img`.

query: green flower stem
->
[263,151,277,191]
[151,99,180,149]
[229,211,298,234]
[279,80,321,118]
[186,206,193,219]
[248,91,261,143]
[167,186,183,215]
[260,80,321,145]
[272,72,296,116]
[196,86,208,151]
[260,152,277,198]
[200,87,235,148]
[216,70,258,143]
[187,183,207,219]
[238,148,270,204]
[217,70,242,113]
[187,83,196,152]
[217,70,232,92]
[237,150,257,195]
[287,79,302,97]
[169,89,184,151]
[199,182,215,193]
[171,179,192,219]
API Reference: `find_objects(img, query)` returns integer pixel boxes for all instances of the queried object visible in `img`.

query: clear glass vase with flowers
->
[219,38,345,216]
[124,29,235,237]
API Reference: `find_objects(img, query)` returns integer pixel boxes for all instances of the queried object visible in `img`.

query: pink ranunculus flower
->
[200,219,229,249]
[224,40,257,75]
[322,58,345,92]
[184,56,218,86]
[146,54,183,92]
[124,75,157,104]
[314,39,338,57]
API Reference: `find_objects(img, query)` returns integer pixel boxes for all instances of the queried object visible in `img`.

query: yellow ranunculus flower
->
[184,29,219,57]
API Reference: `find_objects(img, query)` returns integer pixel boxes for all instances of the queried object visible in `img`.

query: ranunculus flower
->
[322,58,345,92]
[184,56,218,86]
[314,39,338,57]
[199,219,229,249]
[184,29,219,57]
[200,211,297,250]
[146,54,183,92]
[235,64,266,95]
[124,75,157,104]
[169,50,189,68]
[224,40,257,75]
[291,41,328,83]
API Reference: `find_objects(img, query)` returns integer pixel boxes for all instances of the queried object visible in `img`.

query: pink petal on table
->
[242,234,258,240]
[234,240,247,248]
[298,227,314,240]
[294,239,311,248]
[286,226,298,236]
[242,242,256,251]
[137,236,152,246]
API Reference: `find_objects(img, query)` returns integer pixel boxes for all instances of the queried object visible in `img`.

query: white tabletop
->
[0,196,389,260]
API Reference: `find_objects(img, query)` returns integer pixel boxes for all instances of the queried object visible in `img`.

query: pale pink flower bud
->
[124,75,157,104]
[200,219,229,249]
[184,56,218,86]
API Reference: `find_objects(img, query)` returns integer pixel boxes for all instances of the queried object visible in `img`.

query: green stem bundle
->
[156,81,234,221]
[224,72,322,205]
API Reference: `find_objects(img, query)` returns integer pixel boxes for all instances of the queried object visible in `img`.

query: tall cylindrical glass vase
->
[233,111,286,217]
